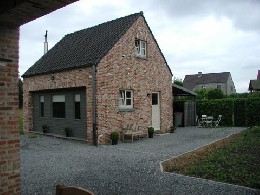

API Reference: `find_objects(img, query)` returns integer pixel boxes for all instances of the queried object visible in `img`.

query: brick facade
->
[23,15,173,144]
[0,25,20,194]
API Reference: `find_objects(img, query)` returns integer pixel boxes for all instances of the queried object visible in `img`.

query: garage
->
[32,87,86,139]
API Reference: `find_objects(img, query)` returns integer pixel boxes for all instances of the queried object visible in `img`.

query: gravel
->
[20,127,258,195]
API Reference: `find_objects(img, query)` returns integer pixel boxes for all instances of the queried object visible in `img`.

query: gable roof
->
[23,12,141,77]
[183,72,230,91]
[23,11,172,77]
[249,80,260,91]
[172,83,197,96]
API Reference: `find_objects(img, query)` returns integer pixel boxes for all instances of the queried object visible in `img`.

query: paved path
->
[20,127,258,195]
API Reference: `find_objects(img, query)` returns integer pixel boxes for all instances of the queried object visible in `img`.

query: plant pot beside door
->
[148,127,155,138]
[64,127,71,137]
[110,131,119,145]
[42,124,49,133]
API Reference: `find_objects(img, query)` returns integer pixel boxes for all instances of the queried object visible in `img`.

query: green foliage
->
[228,93,249,99]
[64,127,71,133]
[148,126,155,134]
[18,78,23,109]
[196,99,233,126]
[184,126,260,189]
[197,98,260,126]
[173,78,183,86]
[234,99,246,126]
[194,88,208,99]
[110,131,119,140]
[170,126,176,133]
[194,88,224,100]
[207,88,224,99]
[245,98,260,126]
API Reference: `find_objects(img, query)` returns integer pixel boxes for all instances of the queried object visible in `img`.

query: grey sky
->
[19,0,260,93]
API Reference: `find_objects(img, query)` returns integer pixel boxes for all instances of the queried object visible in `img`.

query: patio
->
[20,127,257,195]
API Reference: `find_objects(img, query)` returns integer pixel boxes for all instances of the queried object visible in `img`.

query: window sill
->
[135,54,148,60]
[119,108,135,112]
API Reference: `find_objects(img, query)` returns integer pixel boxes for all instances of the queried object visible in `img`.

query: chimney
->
[198,72,202,77]
[257,70,260,80]
[44,30,48,55]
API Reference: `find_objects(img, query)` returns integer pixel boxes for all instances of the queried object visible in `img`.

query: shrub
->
[110,131,119,140]
[148,126,155,134]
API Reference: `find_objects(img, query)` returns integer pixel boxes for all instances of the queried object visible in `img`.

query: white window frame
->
[119,90,133,109]
[135,40,147,57]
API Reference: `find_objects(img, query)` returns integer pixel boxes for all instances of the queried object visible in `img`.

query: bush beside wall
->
[197,98,260,126]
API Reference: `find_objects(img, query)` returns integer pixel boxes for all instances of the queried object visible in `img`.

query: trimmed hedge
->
[196,98,260,126]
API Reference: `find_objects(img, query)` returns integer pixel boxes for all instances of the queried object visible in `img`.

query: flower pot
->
[111,139,118,145]
[43,129,47,133]
[65,132,70,137]
[148,133,154,138]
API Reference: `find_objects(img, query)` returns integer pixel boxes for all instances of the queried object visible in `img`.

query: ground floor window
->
[75,94,81,119]
[52,95,65,118]
[119,90,133,109]
[40,96,44,117]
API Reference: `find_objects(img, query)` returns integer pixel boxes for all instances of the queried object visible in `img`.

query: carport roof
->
[172,83,197,96]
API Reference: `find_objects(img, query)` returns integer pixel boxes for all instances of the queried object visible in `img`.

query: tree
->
[174,78,183,86]
[194,88,208,99]
[18,79,23,108]
[207,88,224,99]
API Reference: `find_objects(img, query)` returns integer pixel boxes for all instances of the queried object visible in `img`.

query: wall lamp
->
[147,93,152,97]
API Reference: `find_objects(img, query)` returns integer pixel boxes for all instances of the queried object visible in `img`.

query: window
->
[52,95,65,118]
[74,94,81,119]
[217,85,221,89]
[40,96,44,117]
[231,86,233,91]
[135,40,147,57]
[119,90,133,108]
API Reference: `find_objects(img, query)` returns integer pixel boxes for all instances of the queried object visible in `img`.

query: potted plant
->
[170,125,176,133]
[148,126,154,138]
[42,124,49,133]
[64,127,71,137]
[110,131,119,145]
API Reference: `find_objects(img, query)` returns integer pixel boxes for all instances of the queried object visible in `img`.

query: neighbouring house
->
[248,70,260,93]
[22,12,173,145]
[183,72,236,95]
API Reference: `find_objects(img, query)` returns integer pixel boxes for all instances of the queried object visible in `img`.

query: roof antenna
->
[44,30,48,55]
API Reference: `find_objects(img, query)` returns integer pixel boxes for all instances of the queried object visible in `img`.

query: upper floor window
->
[135,39,147,57]
[119,90,133,109]
[217,85,221,89]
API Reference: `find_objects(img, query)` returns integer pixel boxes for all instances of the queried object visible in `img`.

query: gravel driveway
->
[20,127,258,195]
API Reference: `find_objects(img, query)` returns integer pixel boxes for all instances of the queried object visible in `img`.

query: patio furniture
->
[204,116,214,127]
[56,184,94,195]
[213,115,222,127]
[198,115,207,127]
[122,123,148,143]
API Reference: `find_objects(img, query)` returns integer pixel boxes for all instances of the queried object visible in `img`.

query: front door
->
[152,92,160,130]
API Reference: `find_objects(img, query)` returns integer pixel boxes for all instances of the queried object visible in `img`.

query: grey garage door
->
[32,87,87,139]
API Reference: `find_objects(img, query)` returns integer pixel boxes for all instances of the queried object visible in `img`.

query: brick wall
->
[0,25,20,194]
[96,16,173,143]
[23,15,173,144]
[23,68,94,142]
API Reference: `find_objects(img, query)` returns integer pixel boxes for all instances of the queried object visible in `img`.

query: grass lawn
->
[172,126,260,190]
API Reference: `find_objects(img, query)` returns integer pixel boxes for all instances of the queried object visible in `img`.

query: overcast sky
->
[19,0,260,93]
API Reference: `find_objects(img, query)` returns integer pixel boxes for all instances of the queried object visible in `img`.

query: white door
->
[152,92,160,130]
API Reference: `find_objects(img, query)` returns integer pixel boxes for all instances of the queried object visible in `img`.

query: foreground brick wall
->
[96,16,173,143]
[0,25,20,194]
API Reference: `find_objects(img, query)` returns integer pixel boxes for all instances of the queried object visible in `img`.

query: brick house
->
[183,72,236,95]
[22,12,173,144]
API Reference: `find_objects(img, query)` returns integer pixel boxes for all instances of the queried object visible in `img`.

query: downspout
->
[92,64,98,146]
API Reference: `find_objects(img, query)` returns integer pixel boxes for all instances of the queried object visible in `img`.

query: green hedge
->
[196,98,260,126]
[245,98,260,126]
